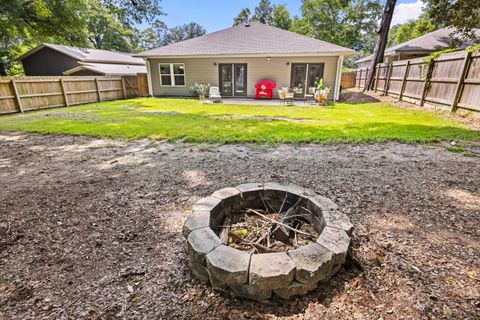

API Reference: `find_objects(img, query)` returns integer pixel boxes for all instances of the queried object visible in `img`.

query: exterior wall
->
[21,47,80,76]
[147,56,339,98]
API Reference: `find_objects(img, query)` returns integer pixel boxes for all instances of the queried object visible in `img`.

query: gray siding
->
[22,47,80,76]
[148,56,339,98]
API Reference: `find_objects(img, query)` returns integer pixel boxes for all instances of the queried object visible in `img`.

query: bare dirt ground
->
[0,132,479,320]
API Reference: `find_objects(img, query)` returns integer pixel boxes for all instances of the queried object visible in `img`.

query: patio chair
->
[278,87,295,106]
[209,86,222,102]
[305,87,317,105]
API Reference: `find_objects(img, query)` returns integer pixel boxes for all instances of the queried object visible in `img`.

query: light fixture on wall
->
[286,62,290,65]
[266,57,271,63]
[213,62,217,66]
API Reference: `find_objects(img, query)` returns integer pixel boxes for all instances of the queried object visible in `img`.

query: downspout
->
[145,58,153,97]
[334,55,344,101]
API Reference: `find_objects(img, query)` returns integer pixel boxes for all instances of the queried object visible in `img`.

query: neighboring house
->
[356,28,479,68]
[135,22,355,100]
[18,43,146,76]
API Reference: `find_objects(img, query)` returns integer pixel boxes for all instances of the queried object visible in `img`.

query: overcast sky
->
[158,0,425,32]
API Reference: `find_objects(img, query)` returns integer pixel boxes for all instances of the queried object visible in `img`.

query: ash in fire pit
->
[183,183,353,301]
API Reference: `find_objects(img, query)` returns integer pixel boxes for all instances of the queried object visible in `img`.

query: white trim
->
[334,55,344,101]
[146,59,153,96]
[159,63,186,87]
[137,52,355,59]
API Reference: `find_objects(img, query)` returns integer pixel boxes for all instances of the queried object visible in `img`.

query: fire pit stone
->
[183,183,352,300]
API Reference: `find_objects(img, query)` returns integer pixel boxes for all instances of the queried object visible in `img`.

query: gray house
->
[356,27,479,68]
[135,22,355,100]
[18,43,146,76]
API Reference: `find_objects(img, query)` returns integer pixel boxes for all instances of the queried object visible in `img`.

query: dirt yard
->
[1,132,479,320]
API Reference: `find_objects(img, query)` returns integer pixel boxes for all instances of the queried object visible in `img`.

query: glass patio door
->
[219,64,247,97]
[291,64,307,98]
[290,63,325,98]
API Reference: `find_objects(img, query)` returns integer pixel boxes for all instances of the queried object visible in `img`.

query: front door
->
[219,64,247,97]
[290,63,325,98]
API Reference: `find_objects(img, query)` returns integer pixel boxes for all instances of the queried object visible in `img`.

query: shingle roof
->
[135,22,355,57]
[63,62,147,76]
[18,43,145,65]
[356,27,479,63]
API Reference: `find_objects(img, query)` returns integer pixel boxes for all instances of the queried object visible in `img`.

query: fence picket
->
[451,51,472,112]
[356,50,480,113]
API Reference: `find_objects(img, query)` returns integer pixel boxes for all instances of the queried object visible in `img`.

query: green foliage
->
[161,23,206,46]
[0,99,478,144]
[272,5,292,30]
[233,8,251,26]
[233,1,292,30]
[299,0,382,52]
[189,83,210,96]
[0,0,165,74]
[252,0,274,25]
[423,48,460,63]
[387,14,437,47]
[423,0,480,43]
[446,146,465,153]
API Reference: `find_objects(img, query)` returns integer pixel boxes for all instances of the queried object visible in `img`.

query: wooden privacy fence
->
[341,71,356,89]
[355,50,480,112]
[0,74,149,115]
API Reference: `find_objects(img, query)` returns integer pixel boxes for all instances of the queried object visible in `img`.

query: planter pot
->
[199,94,205,101]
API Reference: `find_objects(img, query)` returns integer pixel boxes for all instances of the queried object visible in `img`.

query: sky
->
[158,0,425,32]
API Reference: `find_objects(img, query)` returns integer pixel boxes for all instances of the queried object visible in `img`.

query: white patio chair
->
[209,86,222,102]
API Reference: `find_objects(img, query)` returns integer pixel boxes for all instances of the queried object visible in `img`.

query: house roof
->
[135,22,355,58]
[63,62,147,76]
[356,27,479,63]
[18,43,145,65]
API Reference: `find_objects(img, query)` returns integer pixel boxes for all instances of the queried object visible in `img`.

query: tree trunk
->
[364,0,397,92]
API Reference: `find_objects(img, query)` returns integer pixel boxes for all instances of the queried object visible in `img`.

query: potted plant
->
[314,78,330,106]
[190,83,210,100]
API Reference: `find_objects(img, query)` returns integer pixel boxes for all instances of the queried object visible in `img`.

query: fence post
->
[398,61,410,101]
[121,77,127,99]
[364,68,369,89]
[59,78,69,107]
[420,60,433,106]
[451,51,472,112]
[95,78,101,102]
[374,65,380,92]
[11,80,24,113]
[383,62,392,96]
[357,69,362,89]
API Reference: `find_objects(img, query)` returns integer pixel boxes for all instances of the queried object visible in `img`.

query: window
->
[159,63,185,86]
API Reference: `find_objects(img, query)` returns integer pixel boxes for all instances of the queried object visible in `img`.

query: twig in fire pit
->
[246,208,315,238]
[227,231,276,253]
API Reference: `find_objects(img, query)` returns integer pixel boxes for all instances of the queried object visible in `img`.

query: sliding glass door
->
[219,64,247,97]
[290,63,325,98]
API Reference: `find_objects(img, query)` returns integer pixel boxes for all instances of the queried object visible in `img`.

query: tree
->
[161,22,206,46]
[299,0,382,52]
[233,8,251,26]
[272,5,292,30]
[387,14,437,47]
[423,0,480,42]
[0,0,165,74]
[252,0,275,25]
[365,0,397,91]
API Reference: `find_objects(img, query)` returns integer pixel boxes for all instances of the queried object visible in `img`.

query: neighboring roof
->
[356,27,480,63]
[18,43,145,65]
[136,22,355,58]
[63,62,147,76]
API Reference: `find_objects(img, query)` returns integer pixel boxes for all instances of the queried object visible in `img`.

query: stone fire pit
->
[183,183,353,300]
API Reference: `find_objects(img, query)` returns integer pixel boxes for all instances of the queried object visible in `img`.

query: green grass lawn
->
[0,98,478,143]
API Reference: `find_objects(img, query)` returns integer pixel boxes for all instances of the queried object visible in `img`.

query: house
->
[135,22,355,100]
[18,43,146,76]
[356,27,479,68]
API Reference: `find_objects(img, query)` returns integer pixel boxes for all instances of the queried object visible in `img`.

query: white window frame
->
[159,63,186,87]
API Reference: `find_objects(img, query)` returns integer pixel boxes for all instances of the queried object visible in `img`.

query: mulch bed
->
[0,132,479,319]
